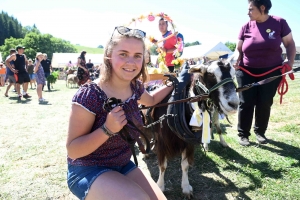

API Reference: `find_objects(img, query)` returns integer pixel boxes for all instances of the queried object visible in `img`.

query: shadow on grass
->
[211,123,232,139]
[8,96,32,104]
[67,87,80,90]
[139,145,251,200]
[38,102,52,105]
[134,142,250,200]
[260,139,300,163]
[137,137,298,200]
[44,89,60,92]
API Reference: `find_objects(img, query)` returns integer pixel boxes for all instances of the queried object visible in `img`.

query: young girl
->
[66,26,174,200]
[34,52,47,104]
[27,59,36,89]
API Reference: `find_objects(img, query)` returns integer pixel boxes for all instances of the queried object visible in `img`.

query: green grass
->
[74,45,104,54]
[0,73,299,199]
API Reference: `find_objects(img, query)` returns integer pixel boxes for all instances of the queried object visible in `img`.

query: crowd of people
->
[1,46,52,104]
[64,55,101,85]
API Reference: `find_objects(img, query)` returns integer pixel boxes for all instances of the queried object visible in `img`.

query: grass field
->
[74,45,104,54]
[0,73,299,200]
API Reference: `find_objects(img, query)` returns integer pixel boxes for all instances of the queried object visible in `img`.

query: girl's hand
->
[105,106,127,133]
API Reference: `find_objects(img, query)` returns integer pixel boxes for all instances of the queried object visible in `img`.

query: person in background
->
[234,0,296,146]
[4,49,17,97]
[196,58,202,65]
[41,53,52,92]
[145,50,155,68]
[66,26,173,200]
[5,45,31,101]
[34,53,48,104]
[0,62,6,87]
[27,59,36,89]
[86,59,94,72]
[158,18,183,73]
[76,51,90,86]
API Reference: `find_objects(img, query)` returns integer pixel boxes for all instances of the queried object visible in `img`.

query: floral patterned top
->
[34,60,46,85]
[68,81,145,166]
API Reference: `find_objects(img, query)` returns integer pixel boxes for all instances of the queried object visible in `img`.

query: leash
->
[140,77,235,110]
[103,97,151,166]
[236,65,299,104]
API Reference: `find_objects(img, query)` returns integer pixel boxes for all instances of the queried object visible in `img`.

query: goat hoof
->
[182,185,193,199]
[203,143,209,151]
[220,142,229,148]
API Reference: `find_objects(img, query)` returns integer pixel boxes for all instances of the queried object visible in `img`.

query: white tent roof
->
[0,53,2,62]
[181,42,232,60]
[51,53,104,68]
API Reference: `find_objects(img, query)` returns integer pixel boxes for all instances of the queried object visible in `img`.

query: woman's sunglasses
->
[110,26,146,40]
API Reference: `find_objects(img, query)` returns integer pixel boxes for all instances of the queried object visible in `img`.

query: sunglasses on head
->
[110,26,146,40]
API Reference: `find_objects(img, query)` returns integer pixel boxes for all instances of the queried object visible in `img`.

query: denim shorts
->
[67,161,136,200]
[29,73,36,80]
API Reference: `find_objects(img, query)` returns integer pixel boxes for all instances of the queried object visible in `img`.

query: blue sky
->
[1,0,299,47]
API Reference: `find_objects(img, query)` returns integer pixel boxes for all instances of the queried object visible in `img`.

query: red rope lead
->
[237,64,294,104]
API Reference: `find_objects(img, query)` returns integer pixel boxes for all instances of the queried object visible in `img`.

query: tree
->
[191,41,201,46]
[0,11,24,46]
[97,45,104,48]
[22,25,41,35]
[225,41,236,52]
[184,41,201,47]
[0,37,23,59]
[0,32,77,60]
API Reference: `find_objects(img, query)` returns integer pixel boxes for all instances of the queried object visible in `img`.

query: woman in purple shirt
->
[234,0,296,146]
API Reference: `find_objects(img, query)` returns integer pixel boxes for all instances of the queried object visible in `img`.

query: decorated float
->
[127,12,184,81]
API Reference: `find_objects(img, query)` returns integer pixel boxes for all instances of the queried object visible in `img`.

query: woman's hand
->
[233,62,239,70]
[105,106,127,133]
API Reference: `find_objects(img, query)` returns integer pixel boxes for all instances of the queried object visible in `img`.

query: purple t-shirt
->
[238,15,291,68]
[67,81,145,167]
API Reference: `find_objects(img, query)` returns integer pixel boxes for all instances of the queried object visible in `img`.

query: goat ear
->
[188,65,201,73]
[188,64,207,75]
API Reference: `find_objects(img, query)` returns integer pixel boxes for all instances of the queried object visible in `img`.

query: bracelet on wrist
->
[101,123,116,137]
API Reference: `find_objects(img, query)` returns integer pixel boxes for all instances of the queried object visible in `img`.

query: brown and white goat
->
[141,61,239,198]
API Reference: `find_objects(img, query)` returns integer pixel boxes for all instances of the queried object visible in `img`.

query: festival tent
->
[51,53,104,68]
[181,42,232,60]
[0,52,2,62]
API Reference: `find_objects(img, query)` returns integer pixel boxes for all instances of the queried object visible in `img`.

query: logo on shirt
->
[269,31,276,39]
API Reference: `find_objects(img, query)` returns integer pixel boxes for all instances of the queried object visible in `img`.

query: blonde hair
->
[36,52,43,58]
[100,33,147,83]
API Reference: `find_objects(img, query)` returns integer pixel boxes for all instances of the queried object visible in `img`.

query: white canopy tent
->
[181,42,232,60]
[0,53,2,62]
[51,53,104,68]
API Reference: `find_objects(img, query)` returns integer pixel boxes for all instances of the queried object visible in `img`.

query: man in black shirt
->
[86,59,94,72]
[5,45,31,100]
[41,53,52,91]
